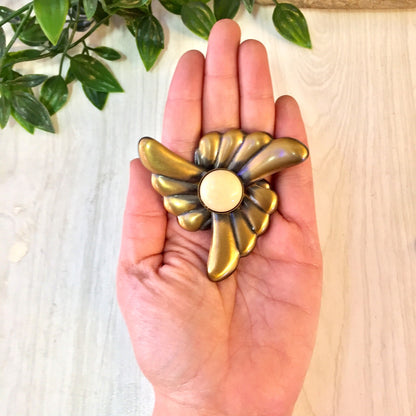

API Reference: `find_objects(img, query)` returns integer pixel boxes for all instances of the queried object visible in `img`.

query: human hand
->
[117,19,322,416]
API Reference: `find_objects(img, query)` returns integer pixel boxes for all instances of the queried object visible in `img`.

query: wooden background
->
[1,1,415,415]
[257,0,416,9]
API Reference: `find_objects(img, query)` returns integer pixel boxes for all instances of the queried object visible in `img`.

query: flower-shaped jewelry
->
[138,129,308,281]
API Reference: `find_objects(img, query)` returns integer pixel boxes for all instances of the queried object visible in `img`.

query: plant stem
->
[59,1,81,76]
[0,4,33,73]
[68,15,111,50]
[0,2,33,28]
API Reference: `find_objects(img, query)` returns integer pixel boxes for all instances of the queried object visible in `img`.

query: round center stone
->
[199,169,243,213]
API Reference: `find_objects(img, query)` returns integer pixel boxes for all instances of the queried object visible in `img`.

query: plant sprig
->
[0,0,312,134]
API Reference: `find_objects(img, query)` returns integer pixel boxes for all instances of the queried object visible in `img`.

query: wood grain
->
[1,2,416,416]
[257,0,416,8]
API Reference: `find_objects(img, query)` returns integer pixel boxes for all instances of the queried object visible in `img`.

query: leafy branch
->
[0,0,312,134]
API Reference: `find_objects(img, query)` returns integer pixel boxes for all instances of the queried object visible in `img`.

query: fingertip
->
[239,39,267,57]
[177,49,205,67]
[275,95,308,145]
[210,19,241,40]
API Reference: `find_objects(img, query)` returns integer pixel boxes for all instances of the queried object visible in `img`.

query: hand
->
[117,19,322,416]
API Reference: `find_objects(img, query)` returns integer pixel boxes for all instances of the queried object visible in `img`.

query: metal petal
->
[240,197,270,235]
[195,132,221,169]
[139,137,203,181]
[163,195,201,216]
[228,131,272,172]
[208,213,240,281]
[152,174,198,196]
[178,209,211,231]
[231,211,257,256]
[238,137,309,184]
[215,129,244,168]
[246,183,278,214]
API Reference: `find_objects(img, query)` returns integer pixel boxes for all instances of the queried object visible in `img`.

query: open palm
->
[117,20,322,416]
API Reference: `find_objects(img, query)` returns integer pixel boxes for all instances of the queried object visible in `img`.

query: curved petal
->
[227,131,271,172]
[152,175,198,196]
[163,195,201,216]
[231,211,257,256]
[214,129,244,168]
[208,213,240,281]
[195,132,221,169]
[240,197,270,235]
[178,209,211,231]
[246,183,278,214]
[139,137,203,181]
[238,137,309,184]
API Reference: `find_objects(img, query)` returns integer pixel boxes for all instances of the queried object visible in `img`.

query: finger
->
[238,40,275,135]
[162,50,205,161]
[203,19,241,133]
[118,159,166,269]
[273,95,317,227]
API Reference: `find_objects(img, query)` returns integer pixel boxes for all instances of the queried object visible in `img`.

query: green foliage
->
[0,0,312,134]
[34,0,69,45]
[91,46,122,60]
[181,2,216,40]
[272,3,312,49]
[242,0,254,14]
[70,54,123,92]
[40,75,68,115]
[82,84,108,109]
[136,14,164,71]
[11,91,55,133]
[214,0,240,20]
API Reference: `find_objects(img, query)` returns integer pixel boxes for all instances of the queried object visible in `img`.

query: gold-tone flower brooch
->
[138,129,308,282]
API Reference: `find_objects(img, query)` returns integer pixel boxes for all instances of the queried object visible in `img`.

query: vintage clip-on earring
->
[138,129,308,282]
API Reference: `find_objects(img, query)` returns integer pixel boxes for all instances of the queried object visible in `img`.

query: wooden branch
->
[256,0,416,8]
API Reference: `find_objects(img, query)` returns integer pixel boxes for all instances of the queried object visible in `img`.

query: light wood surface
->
[257,0,416,9]
[1,2,415,416]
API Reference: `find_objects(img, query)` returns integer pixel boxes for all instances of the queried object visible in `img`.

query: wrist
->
[153,393,227,416]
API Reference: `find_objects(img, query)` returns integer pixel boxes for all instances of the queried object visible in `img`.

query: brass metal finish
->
[238,137,309,183]
[163,195,200,216]
[241,197,270,235]
[208,214,240,281]
[152,175,198,196]
[139,138,203,181]
[214,129,245,168]
[195,132,221,168]
[227,132,271,171]
[246,183,278,214]
[178,209,211,231]
[230,211,257,257]
[138,129,309,281]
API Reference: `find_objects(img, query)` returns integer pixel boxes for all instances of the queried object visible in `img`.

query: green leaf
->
[65,67,76,84]
[159,0,208,15]
[83,0,98,19]
[181,2,216,40]
[136,14,164,71]
[0,27,5,58]
[13,16,49,47]
[100,0,149,13]
[70,54,124,92]
[2,49,42,68]
[214,0,239,20]
[11,91,55,133]
[92,46,122,61]
[82,85,108,110]
[0,93,11,129]
[272,3,312,49]
[34,0,69,45]
[242,0,254,14]
[6,74,48,88]
[40,75,68,115]
[11,106,35,134]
